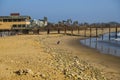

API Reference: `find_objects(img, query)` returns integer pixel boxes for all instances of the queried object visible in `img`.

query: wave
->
[114,38,120,41]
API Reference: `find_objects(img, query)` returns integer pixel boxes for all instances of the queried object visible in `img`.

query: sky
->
[0,0,120,23]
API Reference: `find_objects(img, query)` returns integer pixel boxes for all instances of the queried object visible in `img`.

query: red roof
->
[10,13,20,16]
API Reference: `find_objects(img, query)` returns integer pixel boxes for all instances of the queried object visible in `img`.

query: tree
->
[73,21,79,27]
[66,19,72,26]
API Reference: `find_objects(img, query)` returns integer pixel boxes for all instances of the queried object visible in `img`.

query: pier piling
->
[90,26,92,37]
[84,27,86,37]
[101,27,104,40]
[115,26,118,39]
[109,26,111,40]
[78,27,80,34]
[47,29,50,34]
[96,27,98,37]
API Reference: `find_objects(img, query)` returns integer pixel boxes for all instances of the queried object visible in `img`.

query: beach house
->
[0,13,31,30]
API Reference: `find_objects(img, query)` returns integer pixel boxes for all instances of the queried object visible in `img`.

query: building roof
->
[0,16,31,19]
[10,13,20,16]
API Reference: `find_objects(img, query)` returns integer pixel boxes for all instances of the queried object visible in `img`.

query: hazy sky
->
[0,0,120,23]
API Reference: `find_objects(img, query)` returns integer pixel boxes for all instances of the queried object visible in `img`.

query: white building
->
[31,18,48,27]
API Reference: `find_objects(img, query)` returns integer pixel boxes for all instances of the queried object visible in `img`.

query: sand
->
[0,34,120,80]
[42,34,120,79]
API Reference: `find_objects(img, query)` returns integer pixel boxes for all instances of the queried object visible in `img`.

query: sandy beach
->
[0,34,120,80]
[42,34,120,80]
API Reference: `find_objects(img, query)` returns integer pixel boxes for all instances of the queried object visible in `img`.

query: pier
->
[0,24,120,39]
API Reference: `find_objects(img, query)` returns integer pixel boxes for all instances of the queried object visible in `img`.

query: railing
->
[0,25,120,40]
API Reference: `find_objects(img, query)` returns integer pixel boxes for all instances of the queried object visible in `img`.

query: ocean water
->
[80,32,120,57]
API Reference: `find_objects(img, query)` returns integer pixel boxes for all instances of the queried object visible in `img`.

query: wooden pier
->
[0,25,120,39]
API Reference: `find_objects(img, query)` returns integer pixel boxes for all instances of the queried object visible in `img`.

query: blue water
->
[80,32,120,57]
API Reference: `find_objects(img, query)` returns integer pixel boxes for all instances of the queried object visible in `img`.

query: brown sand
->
[0,34,120,80]
[0,35,67,80]
[40,34,120,80]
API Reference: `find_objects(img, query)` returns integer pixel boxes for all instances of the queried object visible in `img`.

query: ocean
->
[80,32,120,57]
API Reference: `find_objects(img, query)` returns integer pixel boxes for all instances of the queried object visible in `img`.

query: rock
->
[40,74,46,79]
[14,69,33,75]
[14,69,24,75]
[33,72,46,79]
[26,69,34,75]
[33,72,41,77]
[39,36,106,80]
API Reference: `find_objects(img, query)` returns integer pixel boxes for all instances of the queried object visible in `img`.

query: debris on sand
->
[14,69,33,75]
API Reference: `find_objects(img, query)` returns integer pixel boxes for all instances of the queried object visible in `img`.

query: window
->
[12,25,17,29]
[18,19,22,22]
[8,19,12,22]
[3,19,7,22]
[22,24,26,27]
[26,25,29,27]
[21,19,25,21]
[18,25,21,27]
[13,25,17,27]
[13,19,17,22]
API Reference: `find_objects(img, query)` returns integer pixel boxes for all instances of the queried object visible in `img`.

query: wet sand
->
[69,37,120,78]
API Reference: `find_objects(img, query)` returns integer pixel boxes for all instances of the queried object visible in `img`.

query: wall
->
[0,21,30,30]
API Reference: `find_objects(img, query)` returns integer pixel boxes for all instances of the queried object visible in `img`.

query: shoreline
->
[66,35,120,79]
[42,34,120,79]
